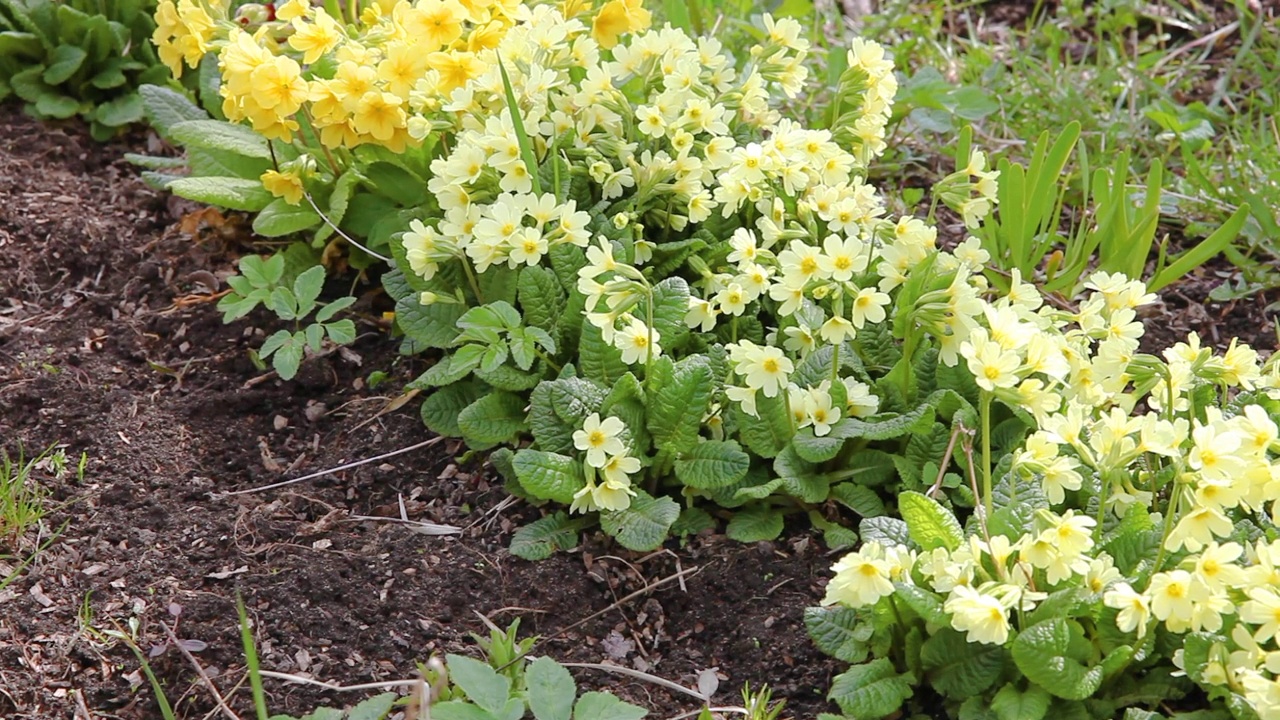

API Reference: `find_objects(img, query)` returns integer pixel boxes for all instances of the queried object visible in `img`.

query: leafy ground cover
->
[2,1,1280,719]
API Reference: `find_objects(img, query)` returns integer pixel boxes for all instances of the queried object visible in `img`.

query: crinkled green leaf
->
[457,392,528,447]
[828,658,913,720]
[42,44,86,84]
[990,683,1051,720]
[774,445,828,503]
[642,277,691,351]
[579,322,627,385]
[791,426,846,463]
[725,505,784,542]
[600,491,679,551]
[733,392,793,459]
[510,513,582,560]
[646,355,713,454]
[831,483,885,517]
[1011,619,1104,700]
[674,440,749,489]
[920,628,1004,698]
[894,582,948,625]
[804,606,872,663]
[420,381,487,438]
[513,450,584,505]
[396,295,466,353]
[860,516,911,548]
[518,265,565,334]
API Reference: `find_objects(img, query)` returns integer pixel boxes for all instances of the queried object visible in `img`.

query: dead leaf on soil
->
[205,566,248,580]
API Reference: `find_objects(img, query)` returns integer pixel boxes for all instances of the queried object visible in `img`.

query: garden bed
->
[0,105,839,719]
[1,4,1279,716]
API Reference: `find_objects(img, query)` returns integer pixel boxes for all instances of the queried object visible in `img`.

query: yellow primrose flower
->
[572,413,626,468]
[289,9,343,65]
[824,543,894,608]
[261,169,305,205]
[944,585,1010,645]
[592,0,649,49]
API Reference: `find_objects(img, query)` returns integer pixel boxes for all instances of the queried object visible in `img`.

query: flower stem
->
[979,390,993,521]
[460,257,484,304]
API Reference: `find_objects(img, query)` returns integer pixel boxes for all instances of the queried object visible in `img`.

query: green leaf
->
[646,355,713,454]
[347,693,398,720]
[579,322,627,385]
[774,445,828,503]
[830,484,885,518]
[528,657,576,720]
[457,392,529,447]
[804,606,872,663]
[34,93,79,119]
[475,362,544,392]
[420,382,487,438]
[860,516,911,548]
[446,654,512,716]
[169,119,272,159]
[315,171,361,242]
[600,491,679,551]
[827,400,936,442]
[725,506,784,542]
[1011,619,1104,700]
[642,277,691,351]
[513,450,584,504]
[430,700,504,720]
[518,265,565,334]
[894,582,948,625]
[272,333,305,380]
[920,628,1004,698]
[573,692,647,720]
[828,658,913,720]
[791,427,845,463]
[93,93,144,127]
[899,491,964,551]
[396,295,466,353]
[674,440,749,490]
[990,684,1051,720]
[168,177,272,212]
[671,507,716,537]
[292,265,325,314]
[733,391,793,459]
[510,513,582,561]
[254,199,322,237]
[42,44,86,84]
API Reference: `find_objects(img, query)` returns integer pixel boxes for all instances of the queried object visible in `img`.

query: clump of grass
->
[0,446,55,546]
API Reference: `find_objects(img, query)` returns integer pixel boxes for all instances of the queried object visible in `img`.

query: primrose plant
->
[812,272,1280,720]
[217,255,356,379]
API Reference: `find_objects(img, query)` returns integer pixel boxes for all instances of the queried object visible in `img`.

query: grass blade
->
[497,55,543,196]
[238,595,271,720]
[1148,206,1249,292]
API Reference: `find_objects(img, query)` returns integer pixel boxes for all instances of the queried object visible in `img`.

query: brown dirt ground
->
[0,106,840,720]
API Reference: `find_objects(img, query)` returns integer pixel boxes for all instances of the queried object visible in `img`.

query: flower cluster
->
[570,412,640,512]
[153,0,645,150]
[822,268,1280,718]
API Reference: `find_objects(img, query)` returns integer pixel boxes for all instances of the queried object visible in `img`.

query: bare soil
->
[0,106,838,719]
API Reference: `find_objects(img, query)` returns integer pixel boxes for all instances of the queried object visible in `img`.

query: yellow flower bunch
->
[153,0,220,77]
[152,0,647,151]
